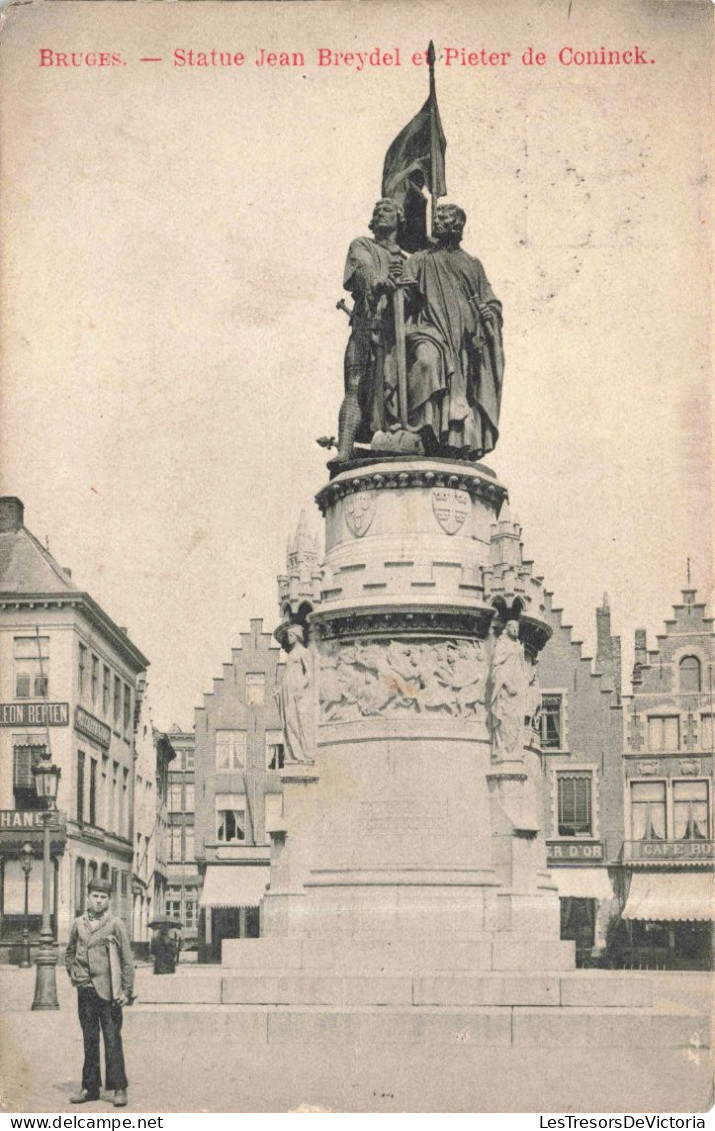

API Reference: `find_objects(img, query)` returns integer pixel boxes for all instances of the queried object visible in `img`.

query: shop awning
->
[199,865,270,909]
[622,872,714,922]
[552,867,614,901]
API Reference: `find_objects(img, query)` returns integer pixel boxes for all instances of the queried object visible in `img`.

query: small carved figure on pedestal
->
[277,624,315,765]
[489,619,529,760]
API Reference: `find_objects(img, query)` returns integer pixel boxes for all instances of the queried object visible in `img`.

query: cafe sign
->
[0,702,69,726]
[628,839,713,861]
[75,706,112,749]
[547,840,604,862]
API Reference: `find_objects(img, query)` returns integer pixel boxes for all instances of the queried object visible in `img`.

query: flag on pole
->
[381,42,447,250]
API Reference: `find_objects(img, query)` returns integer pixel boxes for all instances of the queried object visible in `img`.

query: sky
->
[0,0,711,730]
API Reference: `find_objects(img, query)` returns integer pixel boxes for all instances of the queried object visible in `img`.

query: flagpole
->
[428,40,438,235]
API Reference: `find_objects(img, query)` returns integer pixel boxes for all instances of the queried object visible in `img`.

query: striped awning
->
[622,872,714,922]
[552,867,614,901]
[199,865,270,909]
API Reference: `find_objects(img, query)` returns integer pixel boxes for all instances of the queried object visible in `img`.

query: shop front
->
[198,863,269,963]
[621,868,713,970]
[0,809,66,964]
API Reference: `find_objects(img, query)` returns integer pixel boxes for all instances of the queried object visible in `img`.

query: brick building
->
[194,620,284,961]
[619,587,713,968]
[165,726,200,948]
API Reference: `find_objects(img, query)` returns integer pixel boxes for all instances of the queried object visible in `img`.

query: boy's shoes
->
[70,1090,99,1104]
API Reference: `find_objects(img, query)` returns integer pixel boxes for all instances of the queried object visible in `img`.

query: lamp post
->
[19,842,33,969]
[31,755,61,1011]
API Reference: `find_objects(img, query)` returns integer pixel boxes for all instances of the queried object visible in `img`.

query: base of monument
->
[221,935,574,974]
[134,980,708,1056]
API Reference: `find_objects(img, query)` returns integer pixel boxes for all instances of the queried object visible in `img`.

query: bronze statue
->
[335,199,406,462]
[398,203,504,459]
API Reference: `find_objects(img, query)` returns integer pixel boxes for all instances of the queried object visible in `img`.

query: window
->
[88,861,98,882]
[265,793,283,833]
[13,741,46,808]
[75,859,86,915]
[631,781,667,840]
[540,694,563,750]
[121,873,128,897]
[184,784,194,812]
[113,676,121,725]
[183,750,195,772]
[91,655,99,705]
[122,769,129,835]
[556,773,592,836]
[184,829,194,861]
[111,762,119,832]
[246,673,266,706]
[78,644,87,696]
[123,683,131,732]
[216,795,246,842]
[701,714,713,751]
[77,751,85,823]
[169,825,182,861]
[168,781,183,813]
[102,666,110,715]
[165,889,181,919]
[14,636,49,698]
[101,757,108,826]
[216,731,247,771]
[89,759,97,826]
[673,781,709,841]
[647,715,680,752]
[184,897,195,929]
[679,656,701,693]
[266,731,285,770]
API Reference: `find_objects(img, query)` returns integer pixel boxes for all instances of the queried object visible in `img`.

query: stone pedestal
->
[259,459,566,971]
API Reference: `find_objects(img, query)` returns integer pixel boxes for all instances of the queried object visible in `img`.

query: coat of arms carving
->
[344,491,377,538]
[431,488,470,535]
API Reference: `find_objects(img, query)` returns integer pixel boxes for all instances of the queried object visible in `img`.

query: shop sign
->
[547,840,604,861]
[0,810,59,830]
[75,706,112,749]
[0,702,69,727]
[628,839,713,860]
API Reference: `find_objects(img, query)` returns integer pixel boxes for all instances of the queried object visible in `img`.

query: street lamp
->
[19,842,33,969]
[31,755,61,1011]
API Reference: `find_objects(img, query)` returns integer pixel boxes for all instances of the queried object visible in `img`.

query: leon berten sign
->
[0,702,69,727]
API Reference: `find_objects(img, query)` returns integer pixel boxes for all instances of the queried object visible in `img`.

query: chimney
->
[0,497,24,533]
[595,593,612,665]
[612,636,622,696]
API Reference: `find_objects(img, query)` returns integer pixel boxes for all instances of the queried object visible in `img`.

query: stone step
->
[220,935,575,973]
[138,970,655,1008]
[122,1002,708,1050]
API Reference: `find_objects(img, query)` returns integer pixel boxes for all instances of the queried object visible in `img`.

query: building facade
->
[620,587,713,968]
[485,514,625,966]
[132,678,175,954]
[165,726,200,948]
[194,619,284,961]
[537,590,625,964]
[0,497,148,960]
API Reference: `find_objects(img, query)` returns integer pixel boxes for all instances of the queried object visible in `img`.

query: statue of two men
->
[335,200,504,463]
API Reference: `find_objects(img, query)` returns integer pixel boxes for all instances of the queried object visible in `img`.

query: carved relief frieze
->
[320,637,488,722]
